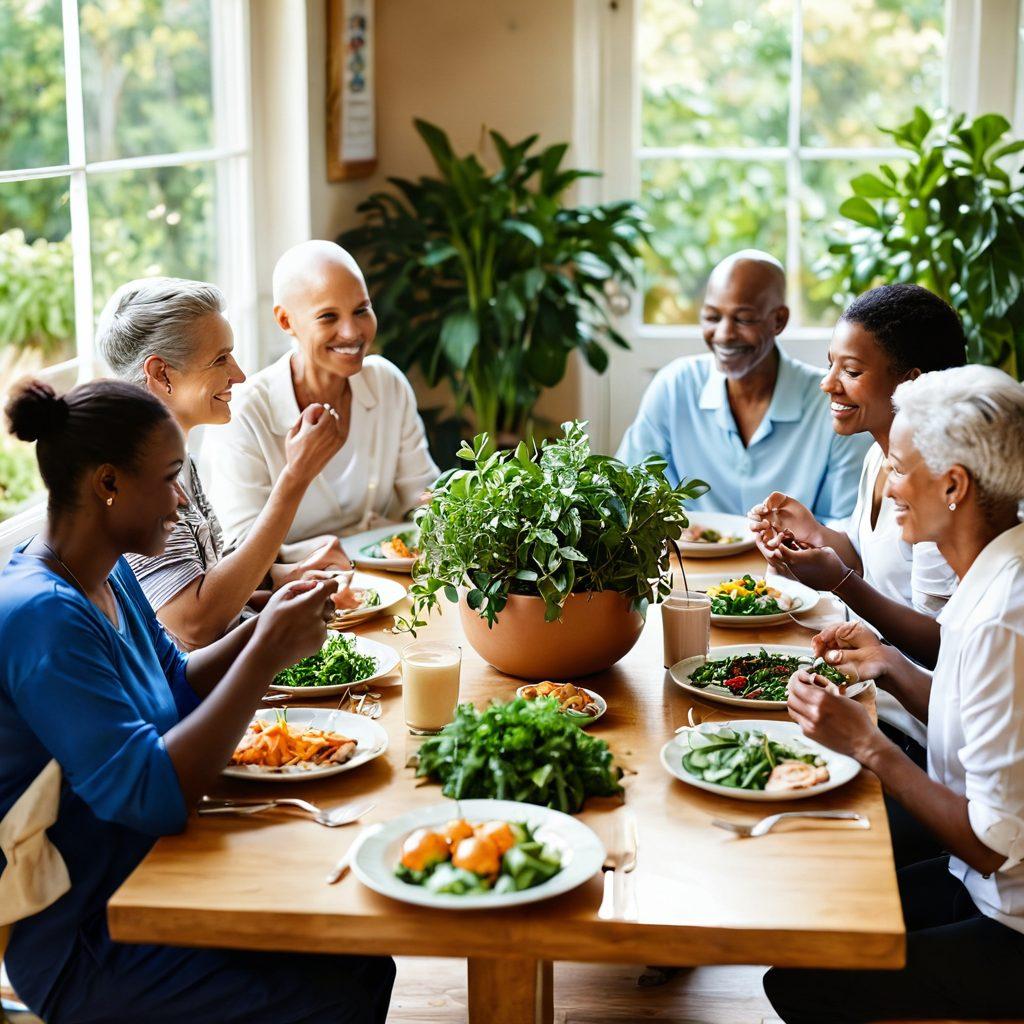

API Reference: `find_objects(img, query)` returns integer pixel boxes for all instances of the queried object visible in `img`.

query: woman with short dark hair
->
[0,378,394,1023]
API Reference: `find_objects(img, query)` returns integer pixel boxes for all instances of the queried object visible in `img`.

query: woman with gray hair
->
[96,277,352,649]
[764,364,1024,1022]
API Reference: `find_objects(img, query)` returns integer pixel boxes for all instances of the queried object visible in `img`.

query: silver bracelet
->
[831,567,857,594]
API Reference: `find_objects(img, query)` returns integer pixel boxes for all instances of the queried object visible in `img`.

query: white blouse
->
[846,444,958,745]
[203,351,440,552]
[928,522,1024,934]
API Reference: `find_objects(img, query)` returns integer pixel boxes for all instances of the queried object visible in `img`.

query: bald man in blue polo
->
[617,251,870,521]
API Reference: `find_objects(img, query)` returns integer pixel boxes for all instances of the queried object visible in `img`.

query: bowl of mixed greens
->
[351,798,605,909]
[660,720,860,801]
[268,633,400,696]
[670,645,871,709]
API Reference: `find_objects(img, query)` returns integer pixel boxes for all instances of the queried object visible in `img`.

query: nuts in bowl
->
[516,681,605,725]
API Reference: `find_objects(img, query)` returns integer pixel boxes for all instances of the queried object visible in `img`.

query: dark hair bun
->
[5,379,70,442]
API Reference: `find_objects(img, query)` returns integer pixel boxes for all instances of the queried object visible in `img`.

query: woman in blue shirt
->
[0,378,394,1023]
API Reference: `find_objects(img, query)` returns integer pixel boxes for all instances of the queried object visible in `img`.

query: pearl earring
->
[948,502,957,511]
[106,496,114,507]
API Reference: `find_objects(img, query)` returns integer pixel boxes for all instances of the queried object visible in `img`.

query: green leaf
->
[849,173,896,199]
[501,219,544,247]
[439,310,479,369]
[838,196,881,228]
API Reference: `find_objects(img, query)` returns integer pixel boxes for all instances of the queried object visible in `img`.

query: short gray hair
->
[892,365,1024,507]
[95,277,226,386]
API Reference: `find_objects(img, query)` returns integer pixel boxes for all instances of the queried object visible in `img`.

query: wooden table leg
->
[467,957,553,1024]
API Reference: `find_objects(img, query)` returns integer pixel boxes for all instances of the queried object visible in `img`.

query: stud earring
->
[106,496,114,507]
[948,502,957,511]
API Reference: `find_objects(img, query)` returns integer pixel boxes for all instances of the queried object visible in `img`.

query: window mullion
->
[60,0,96,383]
[786,0,804,328]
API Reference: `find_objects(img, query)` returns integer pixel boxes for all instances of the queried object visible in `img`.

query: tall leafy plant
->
[822,108,1024,377]
[338,120,650,439]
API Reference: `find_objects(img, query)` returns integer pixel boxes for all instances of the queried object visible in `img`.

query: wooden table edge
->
[107,902,905,970]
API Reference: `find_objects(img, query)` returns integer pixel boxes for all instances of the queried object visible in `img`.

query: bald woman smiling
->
[204,241,440,553]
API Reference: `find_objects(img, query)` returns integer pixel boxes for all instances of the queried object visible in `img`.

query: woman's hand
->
[758,533,851,591]
[270,535,351,589]
[252,578,339,673]
[811,621,903,688]
[283,403,344,485]
[787,670,882,761]
[748,492,823,548]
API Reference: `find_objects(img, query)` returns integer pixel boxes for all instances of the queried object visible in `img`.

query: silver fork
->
[712,810,868,838]
[197,796,375,828]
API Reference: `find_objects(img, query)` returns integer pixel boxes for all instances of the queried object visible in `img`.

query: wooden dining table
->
[108,552,904,1023]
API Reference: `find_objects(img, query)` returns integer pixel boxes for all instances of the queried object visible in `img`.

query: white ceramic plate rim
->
[684,572,820,627]
[222,708,388,782]
[268,634,401,694]
[351,798,605,909]
[330,571,407,626]
[514,685,607,728]
[660,719,860,802]
[347,522,420,572]
[669,644,871,709]
[676,512,756,558]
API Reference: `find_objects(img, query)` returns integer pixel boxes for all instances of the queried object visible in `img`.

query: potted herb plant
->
[395,422,707,679]
[337,120,650,446]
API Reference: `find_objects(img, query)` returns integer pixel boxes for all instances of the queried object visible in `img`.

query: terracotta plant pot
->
[458,589,646,680]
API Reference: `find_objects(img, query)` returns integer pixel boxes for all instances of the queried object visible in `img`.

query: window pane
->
[89,163,216,311]
[640,0,791,148]
[0,0,69,170]
[802,0,945,148]
[800,157,907,327]
[79,0,214,161]
[641,158,787,324]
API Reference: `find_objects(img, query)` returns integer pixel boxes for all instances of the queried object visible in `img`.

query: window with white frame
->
[638,0,947,331]
[0,0,254,525]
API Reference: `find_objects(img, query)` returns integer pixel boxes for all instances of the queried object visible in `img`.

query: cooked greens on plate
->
[413,698,623,814]
[688,648,845,702]
[706,575,796,616]
[395,818,562,895]
[678,725,829,792]
[273,633,378,688]
[361,530,420,560]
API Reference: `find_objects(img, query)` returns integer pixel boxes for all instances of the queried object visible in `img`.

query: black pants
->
[764,849,1024,1021]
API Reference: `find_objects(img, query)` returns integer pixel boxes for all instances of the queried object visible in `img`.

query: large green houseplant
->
[822,107,1024,377]
[395,422,707,678]
[338,121,650,442]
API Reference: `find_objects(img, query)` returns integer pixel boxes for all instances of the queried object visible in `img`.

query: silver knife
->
[325,823,382,885]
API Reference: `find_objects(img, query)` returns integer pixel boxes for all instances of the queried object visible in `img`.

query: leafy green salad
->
[706,575,796,616]
[414,698,623,814]
[395,819,562,896]
[272,633,378,688]
[678,725,828,792]
[689,649,846,702]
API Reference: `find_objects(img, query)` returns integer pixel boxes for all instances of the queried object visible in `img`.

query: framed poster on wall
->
[326,0,377,181]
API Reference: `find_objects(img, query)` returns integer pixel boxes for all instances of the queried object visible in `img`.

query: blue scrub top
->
[0,548,199,1010]
[616,346,871,521]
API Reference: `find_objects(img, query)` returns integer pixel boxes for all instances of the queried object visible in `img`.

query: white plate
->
[268,634,401,696]
[223,708,388,782]
[660,719,860,802]
[669,643,871,710]
[329,571,407,627]
[676,512,756,558]
[347,522,420,573]
[685,572,820,628]
[514,685,608,728]
[351,798,605,910]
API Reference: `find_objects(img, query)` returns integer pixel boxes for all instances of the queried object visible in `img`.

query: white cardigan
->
[203,351,440,551]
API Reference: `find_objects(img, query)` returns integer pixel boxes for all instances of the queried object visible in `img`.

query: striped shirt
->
[127,457,225,613]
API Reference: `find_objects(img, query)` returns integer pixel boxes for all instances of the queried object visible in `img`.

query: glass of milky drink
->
[661,590,712,669]
[401,640,462,735]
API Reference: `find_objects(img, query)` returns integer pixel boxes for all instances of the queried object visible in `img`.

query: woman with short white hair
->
[97,277,352,648]
[764,364,1024,1022]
